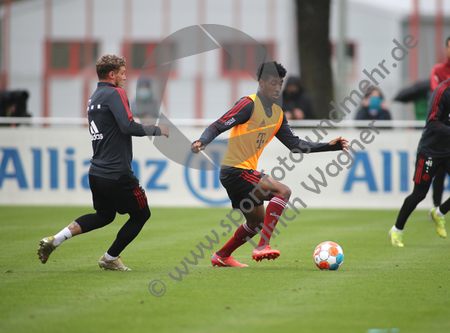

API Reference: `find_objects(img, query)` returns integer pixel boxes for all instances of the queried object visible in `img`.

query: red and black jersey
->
[87,82,160,180]
[418,78,450,157]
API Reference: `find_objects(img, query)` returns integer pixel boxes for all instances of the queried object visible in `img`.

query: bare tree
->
[296,0,333,119]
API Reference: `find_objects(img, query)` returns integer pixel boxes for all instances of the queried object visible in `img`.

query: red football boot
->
[211,252,248,267]
[252,245,280,262]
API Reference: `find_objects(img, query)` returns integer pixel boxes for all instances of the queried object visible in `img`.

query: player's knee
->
[143,206,151,221]
[279,185,291,200]
[416,192,428,202]
[407,189,427,204]
[413,184,429,201]
[97,210,116,225]
[132,207,151,224]
[246,220,260,230]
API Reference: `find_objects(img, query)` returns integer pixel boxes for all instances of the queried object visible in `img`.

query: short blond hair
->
[96,54,126,80]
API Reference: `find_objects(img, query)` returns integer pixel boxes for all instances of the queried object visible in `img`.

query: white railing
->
[0,117,426,128]
[0,117,87,125]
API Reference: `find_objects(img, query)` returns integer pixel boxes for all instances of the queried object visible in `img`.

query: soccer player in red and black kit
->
[191,61,348,267]
[37,54,169,270]
[389,78,450,247]
[429,36,450,209]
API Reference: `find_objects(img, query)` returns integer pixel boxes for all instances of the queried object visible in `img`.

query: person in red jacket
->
[430,37,450,91]
[429,36,450,209]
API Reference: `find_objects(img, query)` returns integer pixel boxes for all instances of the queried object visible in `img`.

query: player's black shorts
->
[413,152,450,186]
[89,174,148,214]
[220,166,265,210]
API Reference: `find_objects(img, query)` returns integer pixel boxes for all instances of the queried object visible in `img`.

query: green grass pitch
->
[1,206,449,333]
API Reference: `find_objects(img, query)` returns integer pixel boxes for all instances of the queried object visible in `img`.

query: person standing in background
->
[132,79,159,123]
[389,78,450,247]
[355,87,392,122]
[429,36,450,209]
[281,76,316,120]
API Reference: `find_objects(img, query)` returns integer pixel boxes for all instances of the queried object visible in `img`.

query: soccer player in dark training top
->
[191,61,349,267]
[389,78,450,247]
[37,54,169,270]
[428,36,450,210]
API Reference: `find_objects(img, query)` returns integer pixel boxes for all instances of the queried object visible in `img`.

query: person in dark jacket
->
[281,76,316,120]
[389,79,450,247]
[131,79,159,122]
[355,86,392,121]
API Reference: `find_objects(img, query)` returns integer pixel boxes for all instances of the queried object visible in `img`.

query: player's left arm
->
[275,114,348,154]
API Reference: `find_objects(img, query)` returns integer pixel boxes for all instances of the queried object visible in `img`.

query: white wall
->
[330,1,409,120]
[9,0,45,117]
[50,78,84,117]
[6,0,297,120]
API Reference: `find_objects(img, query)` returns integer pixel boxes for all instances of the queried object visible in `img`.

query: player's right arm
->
[108,87,167,137]
[191,97,253,153]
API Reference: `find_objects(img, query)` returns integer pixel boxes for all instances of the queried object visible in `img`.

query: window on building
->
[48,41,99,74]
[331,41,358,80]
[50,43,70,69]
[331,42,356,59]
[127,42,177,72]
[79,42,99,69]
[221,42,275,77]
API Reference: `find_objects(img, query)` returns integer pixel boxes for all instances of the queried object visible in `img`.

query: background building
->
[1,0,450,121]
[1,0,296,120]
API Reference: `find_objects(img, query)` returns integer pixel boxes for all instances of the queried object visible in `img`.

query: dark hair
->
[446,36,450,47]
[96,54,126,80]
[256,61,287,81]
[364,85,384,100]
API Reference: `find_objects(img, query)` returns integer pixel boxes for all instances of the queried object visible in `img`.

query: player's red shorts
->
[413,152,450,185]
[219,166,265,210]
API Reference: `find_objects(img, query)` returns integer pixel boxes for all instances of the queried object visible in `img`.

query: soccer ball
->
[313,241,344,270]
